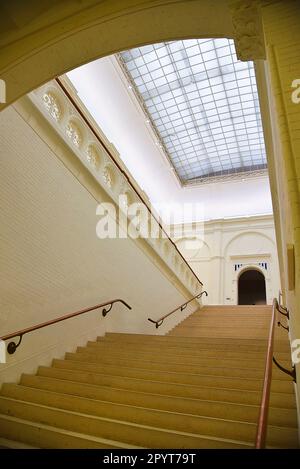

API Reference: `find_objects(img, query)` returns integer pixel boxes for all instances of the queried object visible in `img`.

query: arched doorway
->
[238,269,266,305]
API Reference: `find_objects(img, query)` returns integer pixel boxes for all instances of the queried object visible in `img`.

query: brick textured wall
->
[0,102,192,385]
[262,0,300,411]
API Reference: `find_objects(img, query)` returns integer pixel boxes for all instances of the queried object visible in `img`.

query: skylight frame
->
[118,38,267,185]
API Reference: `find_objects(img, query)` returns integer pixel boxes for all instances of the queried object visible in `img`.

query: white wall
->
[173,215,281,305]
[0,101,197,386]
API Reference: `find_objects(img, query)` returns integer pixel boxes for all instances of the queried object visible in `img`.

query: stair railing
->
[273,294,296,381]
[56,78,203,289]
[148,291,208,329]
[255,296,296,448]
[255,297,277,449]
[0,298,131,355]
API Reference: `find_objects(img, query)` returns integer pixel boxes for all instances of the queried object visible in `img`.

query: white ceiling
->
[66,54,273,224]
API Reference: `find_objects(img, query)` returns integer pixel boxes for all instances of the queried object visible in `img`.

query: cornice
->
[19,80,202,300]
[230,253,271,259]
[172,214,274,231]
[230,0,266,61]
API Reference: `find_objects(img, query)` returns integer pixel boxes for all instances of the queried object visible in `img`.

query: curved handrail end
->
[148,318,157,324]
[116,299,132,310]
[273,357,296,382]
[148,290,208,329]
[1,297,132,355]
[197,290,208,299]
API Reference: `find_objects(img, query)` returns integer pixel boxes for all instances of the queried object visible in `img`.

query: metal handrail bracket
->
[255,297,277,448]
[1,298,131,355]
[148,291,208,329]
[255,297,296,448]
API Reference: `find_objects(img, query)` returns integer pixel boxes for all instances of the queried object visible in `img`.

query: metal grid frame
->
[186,168,268,186]
[117,38,267,185]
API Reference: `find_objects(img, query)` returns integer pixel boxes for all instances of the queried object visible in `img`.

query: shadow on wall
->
[238,269,267,305]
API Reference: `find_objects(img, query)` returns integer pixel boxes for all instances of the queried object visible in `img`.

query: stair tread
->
[0,413,143,449]
[63,353,292,382]
[19,373,296,403]
[0,412,253,449]
[2,383,297,427]
[0,305,297,449]
[0,396,255,447]
[80,346,293,367]
[36,366,295,398]
[0,393,261,427]
[0,437,37,449]
[0,394,298,448]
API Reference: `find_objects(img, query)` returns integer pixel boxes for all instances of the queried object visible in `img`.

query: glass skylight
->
[119,39,267,183]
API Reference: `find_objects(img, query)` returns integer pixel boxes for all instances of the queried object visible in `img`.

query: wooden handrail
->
[0,298,131,355]
[55,77,203,287]
[255,297,277,448]
[148,291,208,328]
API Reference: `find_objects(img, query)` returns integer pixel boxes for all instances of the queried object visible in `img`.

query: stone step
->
[0,397,253,449]
[89,340,291,360]
[69,349,291,381]
[0,414,139,448]
[3,382,296,428]
[36,363,294,395]
[20,373,297,411]
[83,343,292,369]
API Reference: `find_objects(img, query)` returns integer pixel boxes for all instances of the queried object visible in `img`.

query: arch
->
[224,231,275,257]
[174,237,211,260]
[237,267,267,305]
[0,1,234,108]
[237,264,266,282]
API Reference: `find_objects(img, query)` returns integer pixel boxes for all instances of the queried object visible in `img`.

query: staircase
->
[168,305,278,339]
[0,305,298,448]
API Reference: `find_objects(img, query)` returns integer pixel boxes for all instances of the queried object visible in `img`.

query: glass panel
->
[120,38,267,181]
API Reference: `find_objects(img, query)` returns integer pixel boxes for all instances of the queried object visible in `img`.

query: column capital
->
[230,0,266,61]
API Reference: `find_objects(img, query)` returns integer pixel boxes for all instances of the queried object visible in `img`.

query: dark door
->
[238,269,266,305]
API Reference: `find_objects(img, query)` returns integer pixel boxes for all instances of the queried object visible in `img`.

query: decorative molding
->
[172,216,275,236]
[42,91,62,122]
[102,165,113,188]
[234,261,268,272]
[230,0,266,61]
[86,145,101,170]
[27,80,202,298]
[66,120,82,147]
[230,253,271,260]
[186,168,268,186]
